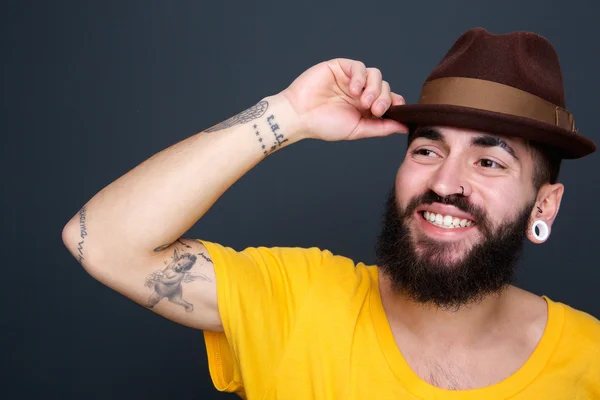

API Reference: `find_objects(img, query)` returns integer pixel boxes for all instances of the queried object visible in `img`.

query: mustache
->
[402,190,487,223]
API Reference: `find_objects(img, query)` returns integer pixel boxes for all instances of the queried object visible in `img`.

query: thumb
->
[350,117,409,139]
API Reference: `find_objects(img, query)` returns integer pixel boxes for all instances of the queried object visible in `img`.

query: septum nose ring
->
[438,185,465,203]
[443,186,464,203]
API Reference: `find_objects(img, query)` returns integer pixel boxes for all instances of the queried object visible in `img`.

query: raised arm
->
[61,59,408,330]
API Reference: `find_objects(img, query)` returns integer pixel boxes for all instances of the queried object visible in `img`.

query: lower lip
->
[415,211,476,238]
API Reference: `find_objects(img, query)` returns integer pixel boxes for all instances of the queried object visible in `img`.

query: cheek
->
[477,181,531,225]
[395,162,430,206]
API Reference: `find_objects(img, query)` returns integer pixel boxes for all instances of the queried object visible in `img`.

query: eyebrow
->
[409,128,519,161]
[471,135,519,161]
[408,127,445,145]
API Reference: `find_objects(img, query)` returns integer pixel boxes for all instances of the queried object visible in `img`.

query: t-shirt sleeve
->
[197,239,333,397]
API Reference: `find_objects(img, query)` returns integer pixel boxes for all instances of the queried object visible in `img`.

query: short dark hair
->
[529,141,562,189]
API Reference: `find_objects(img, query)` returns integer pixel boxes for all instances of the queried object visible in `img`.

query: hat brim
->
[384,104,596,159]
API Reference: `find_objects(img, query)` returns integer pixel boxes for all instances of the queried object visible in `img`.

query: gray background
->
[3,0,599,399]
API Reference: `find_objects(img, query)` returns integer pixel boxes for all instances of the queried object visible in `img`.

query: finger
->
[391,92,406,106]
[361,68,383,109]
[351,117,410,139]
[371,80,391,117]
[337,59,367,97]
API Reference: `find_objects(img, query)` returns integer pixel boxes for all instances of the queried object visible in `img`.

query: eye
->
[412,148,439,157]
[478,159,505,169]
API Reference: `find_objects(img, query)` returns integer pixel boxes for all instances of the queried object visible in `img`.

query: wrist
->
[264,92,306,144]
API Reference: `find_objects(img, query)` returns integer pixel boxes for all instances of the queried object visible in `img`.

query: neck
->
[378,269,513,346]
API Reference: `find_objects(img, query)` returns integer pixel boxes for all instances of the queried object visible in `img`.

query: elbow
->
[62,216,118,283]
[62,219,82,263]
[62,220,115,290]
[62,218,92,270]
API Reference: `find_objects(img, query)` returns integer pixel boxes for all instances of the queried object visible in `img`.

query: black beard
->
[375,187,533,310]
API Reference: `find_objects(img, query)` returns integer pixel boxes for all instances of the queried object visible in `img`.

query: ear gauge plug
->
[532,220,549,241]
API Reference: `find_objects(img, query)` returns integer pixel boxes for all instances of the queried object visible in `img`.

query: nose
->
[427,155,471,198]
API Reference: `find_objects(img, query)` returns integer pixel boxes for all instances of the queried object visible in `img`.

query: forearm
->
[63,93,300,266]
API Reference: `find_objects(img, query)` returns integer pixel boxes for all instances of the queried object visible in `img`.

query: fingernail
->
[365,94,374,105]
[352,83,362,94]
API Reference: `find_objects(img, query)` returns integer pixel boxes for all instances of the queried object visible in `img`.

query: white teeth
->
[443,215,453,227]
[422,212,474,229]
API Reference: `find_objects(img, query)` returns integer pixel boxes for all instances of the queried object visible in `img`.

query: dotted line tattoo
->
[254,124,268,155]
[253,114,289,156]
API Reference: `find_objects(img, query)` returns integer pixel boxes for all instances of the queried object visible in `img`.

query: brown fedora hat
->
[384,27,596,159]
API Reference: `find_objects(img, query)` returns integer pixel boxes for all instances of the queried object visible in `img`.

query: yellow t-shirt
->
[199,240,600,399]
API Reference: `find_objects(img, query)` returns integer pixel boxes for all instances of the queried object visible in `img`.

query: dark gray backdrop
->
[3,1,599,399]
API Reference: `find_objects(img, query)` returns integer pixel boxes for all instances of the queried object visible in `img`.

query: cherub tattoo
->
[145,247,210,312]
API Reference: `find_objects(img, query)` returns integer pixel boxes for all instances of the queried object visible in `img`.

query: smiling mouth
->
[421,211,475,229]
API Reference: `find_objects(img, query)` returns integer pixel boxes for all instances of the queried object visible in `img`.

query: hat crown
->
[427,28,566,108]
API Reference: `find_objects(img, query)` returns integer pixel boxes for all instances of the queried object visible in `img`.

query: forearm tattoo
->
[146,240,213,312]
[205,101,269,132]
[76,205,88,264]
[254,114,289,156]
[204,100,289,156]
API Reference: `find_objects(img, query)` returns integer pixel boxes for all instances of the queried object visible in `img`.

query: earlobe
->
[530,219,550,243]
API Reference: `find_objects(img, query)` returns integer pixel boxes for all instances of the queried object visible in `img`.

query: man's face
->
[397,126,538,261]
[376,126,544,308]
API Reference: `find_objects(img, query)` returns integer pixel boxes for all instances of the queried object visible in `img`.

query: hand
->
[280,58,409,141]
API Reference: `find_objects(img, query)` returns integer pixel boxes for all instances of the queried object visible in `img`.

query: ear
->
[526,182,564,244]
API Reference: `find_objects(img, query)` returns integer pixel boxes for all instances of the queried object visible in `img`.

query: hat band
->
[419,77,575,131]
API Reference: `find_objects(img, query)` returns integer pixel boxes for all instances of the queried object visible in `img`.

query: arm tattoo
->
[198,252,212,263]
[153,243,172,252]
[76,205,88,264]
[145,246,213,312]
[205,101,269,132]
[253,114,289,156]
[153,238,190,252]
[177,238,191,248]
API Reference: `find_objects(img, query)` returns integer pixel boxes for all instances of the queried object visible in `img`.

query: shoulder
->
[549,297,600,352]
[198,239,376,288]
[253,245,379,293]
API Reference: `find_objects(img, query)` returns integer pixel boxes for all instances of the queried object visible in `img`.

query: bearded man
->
[63,28,600,398]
